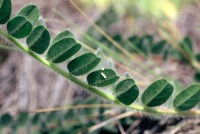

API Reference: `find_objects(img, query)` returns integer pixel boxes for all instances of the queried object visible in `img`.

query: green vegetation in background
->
[80,0,194,19]
[0,97,131,134]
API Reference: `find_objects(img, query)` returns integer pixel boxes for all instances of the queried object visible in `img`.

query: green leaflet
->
[112,34,125,52]
[0,0,12,24]
[196,53,200,62]
[87,69,119,87]
[194,71,200,82]
[126,35,153,56]
[16,112,29,126]
[180,36,193,52]
[179,36,193,61]
[127,35,141,52]
[115,79,139,105]
[31,114,40,126]
[195,54,200,82]
[173,84,200,111]
[142,79,174,107]
[112,34,136,52]
[7,4,40,38]
[7,16,32,38]
[152,40,171,60]
[46,38,81,63]
[0,113,12,127]
[47,111,59,123]
[128,35,140,46]
[26,25,50,54]
[137,35,153,55]
[52,30,74,44]
[18,4,39,25]
[67,53,101,76]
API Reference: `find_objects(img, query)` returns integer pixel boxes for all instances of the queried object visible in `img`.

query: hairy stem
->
[0,28,200,116]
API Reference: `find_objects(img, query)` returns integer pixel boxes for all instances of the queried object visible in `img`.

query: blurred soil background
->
[1,0,200,133]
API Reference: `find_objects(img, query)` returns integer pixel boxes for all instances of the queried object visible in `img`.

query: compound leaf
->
[46,38,81,63]
[0,0,12,24]
[142,79,174,107]
[7,16,32,38]
[87,69,119,87]
[173,84,200,111]
[67,53,101,76]
[115,79,139,105]
[26,25,50,54]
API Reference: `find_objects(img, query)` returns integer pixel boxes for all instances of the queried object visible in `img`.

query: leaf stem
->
[0,28,200,116]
